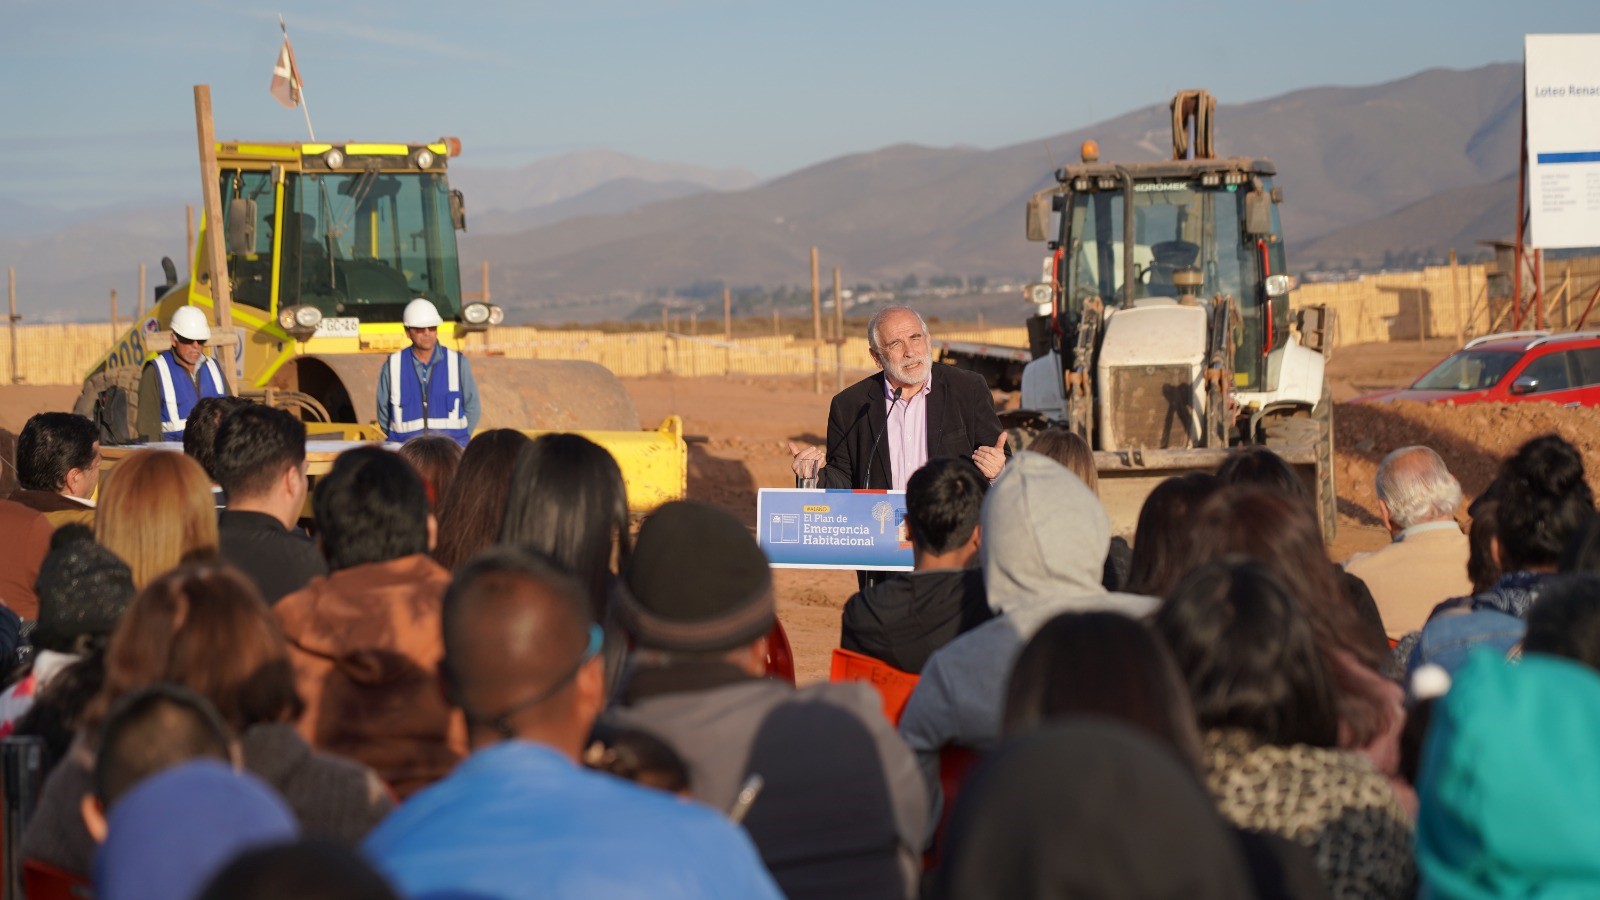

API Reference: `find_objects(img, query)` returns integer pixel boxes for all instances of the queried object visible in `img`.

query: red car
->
[1355,331,1600,408]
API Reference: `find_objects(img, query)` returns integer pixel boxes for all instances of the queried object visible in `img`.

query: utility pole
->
[194,85,234,335]
[810,247,822,394]
[832,267,844,391]
[1449,249,1463,344]
[7,267,18,384]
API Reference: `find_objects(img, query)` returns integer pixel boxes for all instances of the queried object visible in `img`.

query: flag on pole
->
[269,38,303,109]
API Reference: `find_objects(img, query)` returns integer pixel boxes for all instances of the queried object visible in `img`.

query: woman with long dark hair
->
[433,429,532,571]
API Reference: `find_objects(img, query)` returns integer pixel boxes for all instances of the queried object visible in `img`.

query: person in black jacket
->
[789,307,1006,491]
[840,458,992,673]
[212,405,326,604]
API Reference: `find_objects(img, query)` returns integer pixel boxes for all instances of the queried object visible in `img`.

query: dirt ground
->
[8,339,1600,684]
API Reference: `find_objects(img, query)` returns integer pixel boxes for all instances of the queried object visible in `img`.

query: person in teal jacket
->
[1417,648,1600,898]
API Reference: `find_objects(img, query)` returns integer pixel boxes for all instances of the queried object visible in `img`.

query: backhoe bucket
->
[1093,446,1322,537]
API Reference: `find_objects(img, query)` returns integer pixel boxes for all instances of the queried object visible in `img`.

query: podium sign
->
[757,488,914,571]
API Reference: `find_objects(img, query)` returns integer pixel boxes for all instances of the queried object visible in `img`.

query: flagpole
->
[279,14,316,141]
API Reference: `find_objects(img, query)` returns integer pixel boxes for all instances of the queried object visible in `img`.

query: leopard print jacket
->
[1202,728,1417,900]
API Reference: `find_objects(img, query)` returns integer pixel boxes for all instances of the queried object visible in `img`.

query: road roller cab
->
[77,134,686,514]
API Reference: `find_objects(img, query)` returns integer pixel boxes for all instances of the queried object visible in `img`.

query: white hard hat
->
[170,306,212,342]
[403,298,444,329]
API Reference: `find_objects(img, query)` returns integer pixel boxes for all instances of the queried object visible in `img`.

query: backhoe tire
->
[74,366,143,444]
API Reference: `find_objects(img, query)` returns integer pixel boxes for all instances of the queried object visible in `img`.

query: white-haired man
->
[1344,445,1472,639]
[788,306,1006,491]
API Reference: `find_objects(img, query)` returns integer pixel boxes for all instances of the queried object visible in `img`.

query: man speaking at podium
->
[788,306,1007,492]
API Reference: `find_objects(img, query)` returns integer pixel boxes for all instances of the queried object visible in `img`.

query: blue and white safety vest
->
[387,346,470,444]
[153,350,228,441]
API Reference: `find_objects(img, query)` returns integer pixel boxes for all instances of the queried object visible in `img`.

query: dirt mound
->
[1334,399,1600,527]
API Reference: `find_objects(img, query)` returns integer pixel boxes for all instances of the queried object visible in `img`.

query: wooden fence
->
[0,324,1030,386]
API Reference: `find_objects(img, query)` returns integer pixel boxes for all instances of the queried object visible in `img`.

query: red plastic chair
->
[828,648,920,724]
[764,619,796,686]
[23,859,91,900]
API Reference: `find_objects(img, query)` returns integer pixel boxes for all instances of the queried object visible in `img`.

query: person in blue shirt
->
[363,548,781,900]
[137,306,231,442]
[375,298,481,446]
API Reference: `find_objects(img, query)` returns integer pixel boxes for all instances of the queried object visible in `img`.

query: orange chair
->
[829,648,920,724]
[23,859,91,899]
[923,745,980,872]
[765,619,797,686]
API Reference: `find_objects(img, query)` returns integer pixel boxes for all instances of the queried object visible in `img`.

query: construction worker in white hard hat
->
[137,305,233,442]
[375,298,480,446]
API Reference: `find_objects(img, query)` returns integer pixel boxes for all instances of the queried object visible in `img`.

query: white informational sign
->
[1526,34,1600,249]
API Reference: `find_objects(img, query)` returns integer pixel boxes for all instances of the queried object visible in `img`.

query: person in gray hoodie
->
[898,451,1159,812]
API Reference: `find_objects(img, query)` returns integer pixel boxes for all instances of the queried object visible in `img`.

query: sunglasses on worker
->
[175,335,206,346]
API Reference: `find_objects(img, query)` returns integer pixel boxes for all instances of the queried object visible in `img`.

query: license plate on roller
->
[314,317,361,337]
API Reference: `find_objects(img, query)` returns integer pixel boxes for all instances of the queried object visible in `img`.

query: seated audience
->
[22,563,393,877]
[1001,611,1329,899]
[396,434,463,508]
[363,548,781,899]
[1154,558,1415,898]
[500,433,633,690]
[1123,472,1222,597]
[899,452,1156,810]
[1170,486,1403,790]
[93,761,298,900]
[93,449,218,588]
[606,501,927,898]
[276,447,463,797]
[933,721,1256,900]
[86,684,237,829]
[182,395,253,506]
[10,412,99,528]
[1028,428,1131,589]
[1410,435,1595,675]
[0,497,52,620]
[840,457,992,674]
[199,839,400,900]
[1002,611,1200,762]
[1416,650,1600,897]
[1343,446,1470,639]
[1522,571,1600,672]
[1,527,134,753]
[432,429,531,571]
[213,405,326,604]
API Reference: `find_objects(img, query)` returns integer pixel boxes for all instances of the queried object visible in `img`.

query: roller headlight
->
[323,148,345,169]
[487,304,505,326]
[294,306,323,328]
[278,308,298,330]
[413,148,436,169]
[1025,283,1054,306]
[461,302,491,325]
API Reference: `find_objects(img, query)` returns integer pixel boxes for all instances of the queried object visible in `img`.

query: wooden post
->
[690,310,698,336]
[1416,287,1426,341]
[832,267,844,391]
[661,306,671,375]
[186,205,195,275]
[7,267,17,384]
[723,286,732,378]
[772,308,779,338]
[194,86,234,335]
[481,261,491,303]
[1449,249,1463,344]
[1562,265,1572,329]
[978,312,986,337]
[110,289,120,342]
[1535,250,1545,330]
[137,263,147,318]
[810,247,822,394]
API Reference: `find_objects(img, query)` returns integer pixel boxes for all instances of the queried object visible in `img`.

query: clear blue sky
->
[4,0,1595,211]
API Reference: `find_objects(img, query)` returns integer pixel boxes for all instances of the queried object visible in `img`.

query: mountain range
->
[1,63,1526,323]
